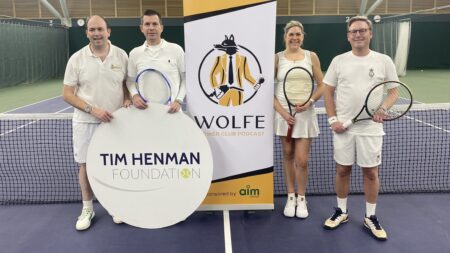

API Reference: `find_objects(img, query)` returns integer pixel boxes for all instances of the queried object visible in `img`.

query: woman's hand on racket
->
[91,107,113,123]
[132,94,148,109]
[295,100,313,113]
[281,111,295,126]
[168,101,181,113]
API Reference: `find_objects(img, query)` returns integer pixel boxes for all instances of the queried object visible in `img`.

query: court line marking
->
[0,106,72,137]
[406,114,450,134]
[55,106,74,113]
[223,210,233,253]
[2,95,63,114]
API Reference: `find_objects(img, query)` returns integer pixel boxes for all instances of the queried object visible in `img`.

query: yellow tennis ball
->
[181,168,191,179]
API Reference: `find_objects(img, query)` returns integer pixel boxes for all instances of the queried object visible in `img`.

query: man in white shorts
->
[62,15,130,230]
[322,16,398,241]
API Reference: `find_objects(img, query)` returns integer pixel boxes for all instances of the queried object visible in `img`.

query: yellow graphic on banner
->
[183,0,268,16]
[202,172,273,205]
[210,35,263,106]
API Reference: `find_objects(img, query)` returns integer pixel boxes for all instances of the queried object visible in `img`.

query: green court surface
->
[0,79,63,113]
[400,69,450,103]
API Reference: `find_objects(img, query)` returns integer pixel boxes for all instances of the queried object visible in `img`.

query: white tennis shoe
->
[296,197,308,218]
[75,207,95,231]
[283,195,296,217]
[112,216,123,224]
[323,207,348,230]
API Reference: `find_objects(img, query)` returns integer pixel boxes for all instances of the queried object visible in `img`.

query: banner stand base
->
[198,204,274,211]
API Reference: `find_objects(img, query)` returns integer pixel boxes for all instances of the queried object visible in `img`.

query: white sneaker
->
[283,195,296,217]
[112,216,123,224]
[296,197,309,218]
[75,207,95,231]
[323,207,348,230]
[364,215,387,241]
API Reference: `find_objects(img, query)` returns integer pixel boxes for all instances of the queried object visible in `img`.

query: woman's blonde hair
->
[283,20,305,35]
[283,20,305,47]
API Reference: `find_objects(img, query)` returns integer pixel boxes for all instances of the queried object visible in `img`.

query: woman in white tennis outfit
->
[274,20,325,218]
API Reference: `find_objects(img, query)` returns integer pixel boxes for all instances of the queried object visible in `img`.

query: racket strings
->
[367,81,413,120]
[284,69,313,104]
[136,69,172,104]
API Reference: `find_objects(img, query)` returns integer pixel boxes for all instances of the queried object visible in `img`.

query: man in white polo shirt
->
[322,16,398,241]
[62,15,130,231]
[127,9,185,111]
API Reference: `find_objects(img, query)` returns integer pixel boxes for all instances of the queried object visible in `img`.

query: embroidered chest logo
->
[111,64,121,71]
[369,68,374,78]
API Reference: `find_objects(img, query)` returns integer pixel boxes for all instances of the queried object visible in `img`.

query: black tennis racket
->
[135,68,172,105]
[342,80,413,128]
[283,66,314,142]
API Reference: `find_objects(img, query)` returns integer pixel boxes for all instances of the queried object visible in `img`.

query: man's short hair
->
[347,15,373,31]
[85,15,109,29]
[141,9,163,25]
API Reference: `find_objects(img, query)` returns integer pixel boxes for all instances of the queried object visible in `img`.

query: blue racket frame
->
[135,68,172,105]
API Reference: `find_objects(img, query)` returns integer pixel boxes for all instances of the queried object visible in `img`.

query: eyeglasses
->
[347,28,370,35]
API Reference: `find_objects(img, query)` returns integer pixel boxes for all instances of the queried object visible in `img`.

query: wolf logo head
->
[214,34,238,55]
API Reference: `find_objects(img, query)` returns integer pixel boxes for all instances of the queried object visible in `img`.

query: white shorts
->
[333,132,383,168]
[72,122,100,164]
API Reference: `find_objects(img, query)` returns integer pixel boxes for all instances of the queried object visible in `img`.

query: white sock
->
[337,197,347,213]
[287,192,296,201]
[366,202,377,217]
[82,200,93,210]
[297,195,306,202]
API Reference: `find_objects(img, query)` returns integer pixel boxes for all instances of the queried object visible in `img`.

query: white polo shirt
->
[64,43,128,123]
[323,50,398,136]
[127,39,186,102]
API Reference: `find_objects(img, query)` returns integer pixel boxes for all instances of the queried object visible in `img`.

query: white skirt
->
[274,105,320,138]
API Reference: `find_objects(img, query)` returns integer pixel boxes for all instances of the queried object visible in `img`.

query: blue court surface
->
[1,194,450,253]
[3,96,73,114]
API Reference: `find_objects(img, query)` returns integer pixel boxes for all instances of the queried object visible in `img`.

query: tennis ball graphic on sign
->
[181,168,192,179]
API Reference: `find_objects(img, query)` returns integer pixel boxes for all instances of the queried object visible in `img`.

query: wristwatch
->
[83,104,92,114]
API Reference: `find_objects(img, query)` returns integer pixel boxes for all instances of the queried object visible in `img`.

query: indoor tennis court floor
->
[2,95,450,253]
[2,194,450,253]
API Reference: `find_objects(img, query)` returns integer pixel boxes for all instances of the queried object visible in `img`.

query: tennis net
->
[1,103,449,204]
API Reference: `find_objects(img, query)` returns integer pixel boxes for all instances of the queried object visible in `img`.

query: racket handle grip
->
[286,126,293,142]
[342,120,353,128]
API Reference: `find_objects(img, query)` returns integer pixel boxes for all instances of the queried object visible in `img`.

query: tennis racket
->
[135,68,172,105]
[342,80,413,128]
[283,66,314,142]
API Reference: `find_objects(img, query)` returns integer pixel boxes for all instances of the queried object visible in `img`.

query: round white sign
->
[87,104,213,229]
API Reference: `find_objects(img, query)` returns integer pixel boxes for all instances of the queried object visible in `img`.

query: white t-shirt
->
[323,50,398,136]
[64,43,128,123]
[127,39,186,102]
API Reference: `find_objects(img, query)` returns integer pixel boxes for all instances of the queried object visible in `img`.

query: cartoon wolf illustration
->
[209,35,264,106]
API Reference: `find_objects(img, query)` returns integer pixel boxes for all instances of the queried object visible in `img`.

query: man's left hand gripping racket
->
[135,68,172,105]
[342,80,413,128]
[283,66,314,142]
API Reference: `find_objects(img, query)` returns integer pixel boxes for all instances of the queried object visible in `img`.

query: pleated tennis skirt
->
[274,106,320,138]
